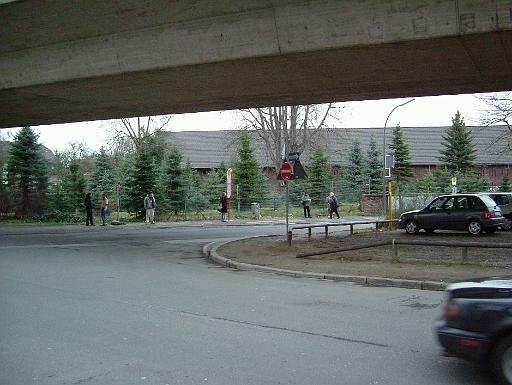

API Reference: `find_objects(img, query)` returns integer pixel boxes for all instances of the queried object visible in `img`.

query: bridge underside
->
[1,30,511,128]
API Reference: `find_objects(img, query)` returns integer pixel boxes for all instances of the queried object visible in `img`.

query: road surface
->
[0,222,493,385]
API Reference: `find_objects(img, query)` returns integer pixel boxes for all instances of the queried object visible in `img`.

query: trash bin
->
[251,202,260,219]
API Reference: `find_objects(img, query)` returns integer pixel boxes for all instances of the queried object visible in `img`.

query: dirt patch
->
[217,230,512,283]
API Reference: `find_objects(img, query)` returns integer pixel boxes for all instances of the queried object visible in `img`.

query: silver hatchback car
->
[485,192,512,231]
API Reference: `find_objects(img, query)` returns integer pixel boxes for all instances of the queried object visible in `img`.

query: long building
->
[164,126,512,186]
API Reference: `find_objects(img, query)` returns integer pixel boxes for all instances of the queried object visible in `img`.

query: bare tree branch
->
[107,115,172,152]
[237,103,343,166]
[477,93,512,154]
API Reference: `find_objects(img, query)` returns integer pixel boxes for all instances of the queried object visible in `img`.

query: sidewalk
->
[0,215,382,234]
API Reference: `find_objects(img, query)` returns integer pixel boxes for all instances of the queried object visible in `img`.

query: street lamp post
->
[382,99,415,216]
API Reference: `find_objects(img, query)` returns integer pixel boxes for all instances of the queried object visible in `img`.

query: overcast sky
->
[0,92,499,153]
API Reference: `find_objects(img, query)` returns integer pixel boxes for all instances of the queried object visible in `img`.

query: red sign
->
[280,162,293,180]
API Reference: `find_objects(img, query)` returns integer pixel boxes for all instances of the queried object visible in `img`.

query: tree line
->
[0,129,270,220]
[1,107,510,220]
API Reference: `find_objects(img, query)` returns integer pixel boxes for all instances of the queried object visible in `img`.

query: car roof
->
[435,193,484,198]
[448,276,512,291]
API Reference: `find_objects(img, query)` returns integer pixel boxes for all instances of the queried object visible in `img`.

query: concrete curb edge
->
[203,237,448,292]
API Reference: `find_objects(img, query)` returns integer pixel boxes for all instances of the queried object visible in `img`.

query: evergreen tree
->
[6,126,48,216]
[205,163,228,205]
[414,172,431,194]
[433,167,453,193]
[181,159,209,217]
[59,160,86,213]
[366,136,383,194]
[415,167,451,194]
[308,144,331,203]
[438,111,476,174]
[288,178,312,209]
[161,145,184,215]
[344,140,366,201]
[458,170,489,192]
[89,147,116,202]
[389,124,414,186]
[0,159,9,215]
[112,151,133,214]
[501,174,511,192]
[125,145,158,218]
[233,131,266,206]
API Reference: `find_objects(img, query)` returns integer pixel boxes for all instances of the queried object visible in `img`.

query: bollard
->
[461,247,468,263]
[324,225,329,239]
[308,227,312,240]
[392,239,400,262]
[287,230,292,246]
[350,224,354,235]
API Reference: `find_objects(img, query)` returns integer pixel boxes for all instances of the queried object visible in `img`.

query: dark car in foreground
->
[399,193,504,235]
[435,277,512,384]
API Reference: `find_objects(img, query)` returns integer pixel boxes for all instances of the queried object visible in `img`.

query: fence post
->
[392,239,400,262]
[461,247,468,263]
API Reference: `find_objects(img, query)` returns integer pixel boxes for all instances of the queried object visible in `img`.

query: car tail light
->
[483,210,491,219]
[444,302,460,320]
[459,338,482,347]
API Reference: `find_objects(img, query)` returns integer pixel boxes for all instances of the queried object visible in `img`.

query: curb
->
[203,238,448,292]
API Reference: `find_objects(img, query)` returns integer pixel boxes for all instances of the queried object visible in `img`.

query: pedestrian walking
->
[144,191,157,224]
[101,193,109,225]
[328,191,340,219]
[84,192,94,226]
[302,192,312,218]
[218,191,228,222]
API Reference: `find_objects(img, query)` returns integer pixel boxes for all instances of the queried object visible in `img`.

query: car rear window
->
[479,194,499,209]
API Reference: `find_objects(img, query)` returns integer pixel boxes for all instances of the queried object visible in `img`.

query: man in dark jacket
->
[84,192,94,226]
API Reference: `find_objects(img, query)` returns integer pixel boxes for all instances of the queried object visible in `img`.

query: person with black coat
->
[219,191,228,222]
[84,192,94,226]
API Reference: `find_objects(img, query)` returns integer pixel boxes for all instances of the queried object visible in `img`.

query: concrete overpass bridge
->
[1,0,511,129]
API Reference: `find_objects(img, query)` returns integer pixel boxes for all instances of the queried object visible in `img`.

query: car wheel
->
[467,220,483,235]
[491,334,512,385]
[404,219,419,234]
[502,219,512,231]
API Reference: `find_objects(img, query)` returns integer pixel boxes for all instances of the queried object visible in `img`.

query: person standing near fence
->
[302,192,312,218]
[101,193,109,226]
[84,192,94,226]
[218,191,228,222]
[144,191,157,224]
[328,192,340,219]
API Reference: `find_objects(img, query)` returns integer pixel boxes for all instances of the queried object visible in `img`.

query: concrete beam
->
[0,0,511,128]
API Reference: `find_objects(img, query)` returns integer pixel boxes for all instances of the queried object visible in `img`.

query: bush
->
[24,210,84,223]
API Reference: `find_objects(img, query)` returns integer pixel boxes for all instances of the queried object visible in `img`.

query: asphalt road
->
[0,222,494,385]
